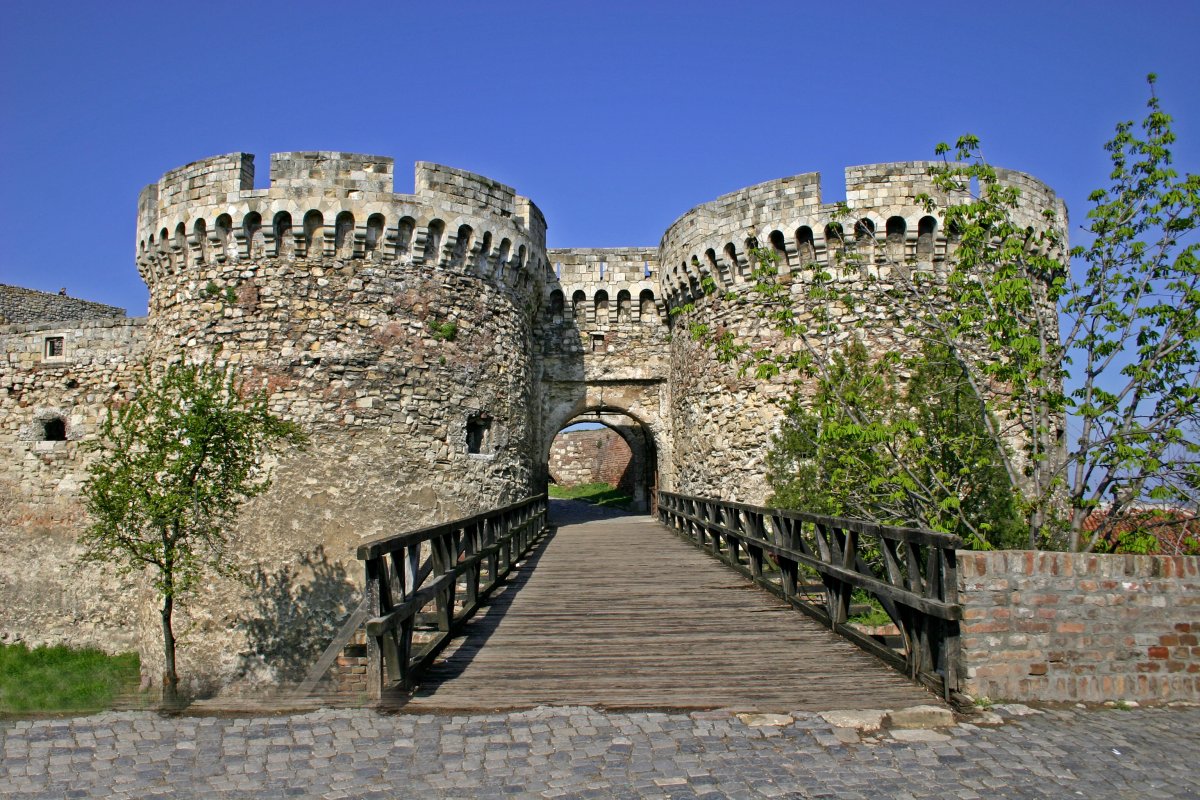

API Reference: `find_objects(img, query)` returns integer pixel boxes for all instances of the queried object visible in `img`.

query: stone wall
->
[538,248,671,491]
[958,551,1200,703]
[0,284,126,324]
[548,428,633,489]
[0,317,147,655]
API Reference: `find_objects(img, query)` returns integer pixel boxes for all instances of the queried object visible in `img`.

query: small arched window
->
[365,214,385,254]
[452,224,474,269]
[617,289,632,322]
[424,219,445,265]
[768,230,789,269]
[855,218,875,243]
[496,238,512,280]
[594,289,609,322]
[335,211,355,258]
[824,222,844,262]
[886,216,906,265]
[174,223,188,266]
[192,218,208,263]
[303,210,324,257]
[917,216,937,264]
[705,248,726,286]
[244,212,264,258]
[572,290,587,322]
[548,289,565,319]
[476,230,492,274]
[796,226,815,267]
[396,217,416,260]
[273,212,293,257]
[724,243,741,281]
[215,214,234,261]
[639,289,657,323]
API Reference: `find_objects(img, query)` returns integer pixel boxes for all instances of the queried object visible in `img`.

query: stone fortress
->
[0,151,1066,695]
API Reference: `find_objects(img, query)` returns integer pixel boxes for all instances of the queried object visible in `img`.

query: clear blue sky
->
[2,0,1197,316]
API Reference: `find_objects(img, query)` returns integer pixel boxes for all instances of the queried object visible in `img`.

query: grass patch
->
[0,642,142,714]
[847,589,894,627]
[548,482,633,510]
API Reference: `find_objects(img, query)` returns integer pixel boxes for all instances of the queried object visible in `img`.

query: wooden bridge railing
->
[658,491,963,699]
[356,494,548,698]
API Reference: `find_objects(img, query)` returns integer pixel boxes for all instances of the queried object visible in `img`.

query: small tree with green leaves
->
[766,341,1024,549]
[81,358,306,706]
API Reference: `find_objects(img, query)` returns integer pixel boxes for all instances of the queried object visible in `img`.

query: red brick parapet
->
[957,551,1199,703]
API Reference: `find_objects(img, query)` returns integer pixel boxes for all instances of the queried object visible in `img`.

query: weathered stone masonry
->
[4,152,1119,701]
[0,284,126,325]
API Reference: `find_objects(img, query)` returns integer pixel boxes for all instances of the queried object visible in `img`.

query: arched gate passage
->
[545,409,659,512]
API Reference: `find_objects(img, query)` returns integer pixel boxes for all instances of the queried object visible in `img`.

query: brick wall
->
[548,428,632,489]
[958,551,1199,703]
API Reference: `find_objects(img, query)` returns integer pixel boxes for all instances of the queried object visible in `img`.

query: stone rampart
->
[136,153,547,291]
[0,285,126,325]
[0,316,148,655]
[958,551,1200,703]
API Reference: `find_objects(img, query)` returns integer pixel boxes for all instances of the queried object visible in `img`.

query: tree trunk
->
[161,593,180,709]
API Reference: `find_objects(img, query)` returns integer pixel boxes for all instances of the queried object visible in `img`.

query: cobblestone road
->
[2,704,1196,799]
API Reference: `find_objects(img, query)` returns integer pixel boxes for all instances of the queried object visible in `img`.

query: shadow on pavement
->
[548,497,641,526]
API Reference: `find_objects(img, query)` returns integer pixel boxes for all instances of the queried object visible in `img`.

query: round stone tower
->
[657,162,1067,503]
[134,152,548,692]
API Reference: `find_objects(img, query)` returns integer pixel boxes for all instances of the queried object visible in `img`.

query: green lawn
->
[548,482,634,510]
[0,642,142,714]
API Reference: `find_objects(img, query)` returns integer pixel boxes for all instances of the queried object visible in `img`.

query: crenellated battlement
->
[544,248,664,328]
[657,161,1067,307]
[135,153,548,293]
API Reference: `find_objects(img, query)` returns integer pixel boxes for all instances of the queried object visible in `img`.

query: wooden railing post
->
[364,557,384,700]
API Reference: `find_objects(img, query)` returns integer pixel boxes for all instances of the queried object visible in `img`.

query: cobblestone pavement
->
[2,704,1197,799]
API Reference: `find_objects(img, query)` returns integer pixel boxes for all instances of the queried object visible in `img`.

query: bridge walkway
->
[400,500,940,712]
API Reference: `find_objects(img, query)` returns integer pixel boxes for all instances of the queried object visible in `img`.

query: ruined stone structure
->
[0,152,1066,696]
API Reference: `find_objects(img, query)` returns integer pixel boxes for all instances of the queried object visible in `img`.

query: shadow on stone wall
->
[236,546,358,685]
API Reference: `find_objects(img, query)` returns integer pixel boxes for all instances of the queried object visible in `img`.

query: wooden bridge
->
[351,493,962,712]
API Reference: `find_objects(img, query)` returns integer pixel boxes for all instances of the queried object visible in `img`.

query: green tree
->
[80,358,306,706]
[766,341,1023,549]
[918,75,1200,550]
[711,76,1197,551]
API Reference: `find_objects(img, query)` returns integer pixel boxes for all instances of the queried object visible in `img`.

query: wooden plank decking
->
[400,500,941,712]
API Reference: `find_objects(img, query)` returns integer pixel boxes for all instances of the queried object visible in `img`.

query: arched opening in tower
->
[544,410,658,514]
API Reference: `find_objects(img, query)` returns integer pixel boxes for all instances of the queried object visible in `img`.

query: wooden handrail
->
[358,494,549,699]
[657,490,963,700]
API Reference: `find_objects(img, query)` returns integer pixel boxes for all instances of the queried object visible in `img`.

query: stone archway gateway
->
[546,408,659,513]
